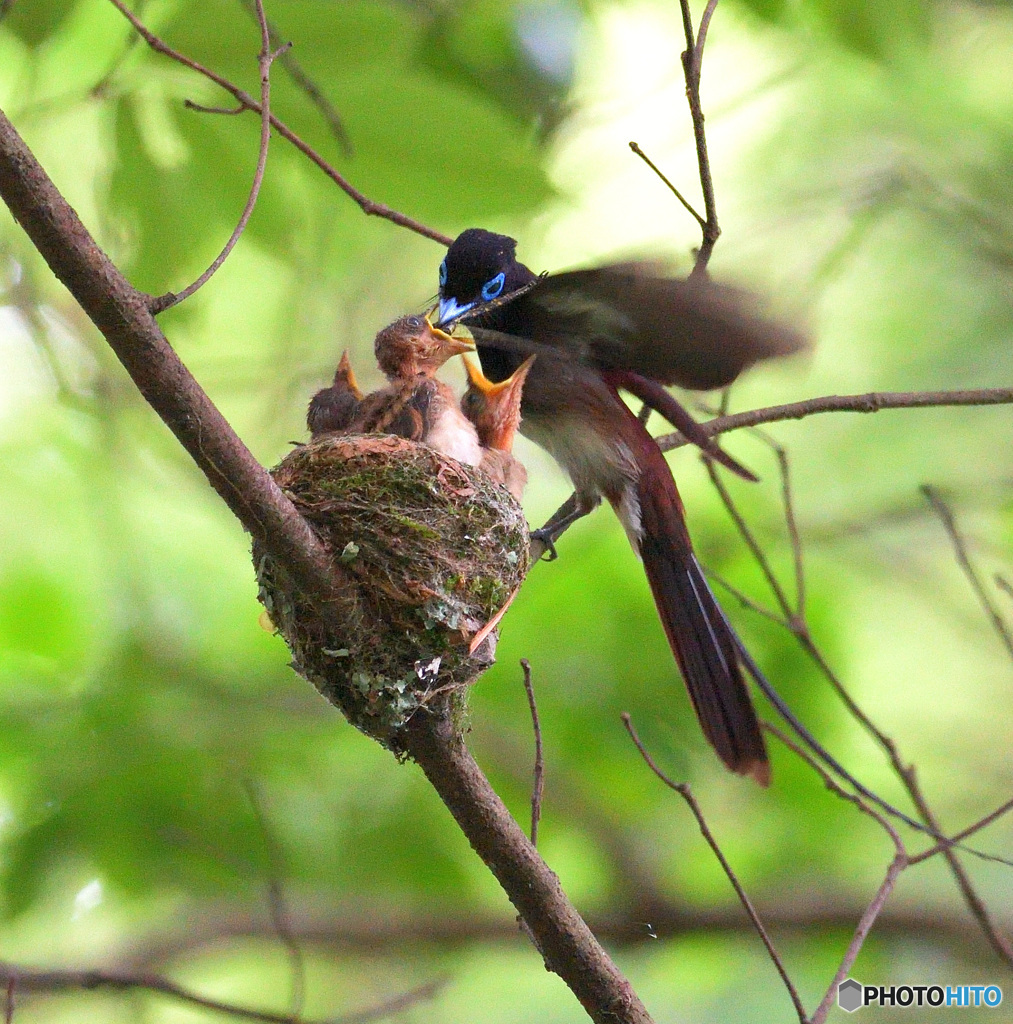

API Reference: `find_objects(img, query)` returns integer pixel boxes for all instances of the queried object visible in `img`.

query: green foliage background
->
[0,0,1011,1021]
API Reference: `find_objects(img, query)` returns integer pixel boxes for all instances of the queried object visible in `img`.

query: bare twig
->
[695,0,721,62]
[703,458,794,617]
[676,0,720,274]
[922,485,1013,665]
[150,0,281,313]
[746,429,806,618]
[704,435,1013,962]
[4,979,13,1024]
[0,964,446,1024]
[705,568,787,627]
[622,714,807,1024]
[244,780,306,1019]
[520,659,545,846]
[105,0,452,248]
[896,765,1013,965]
[628,141,705,229]
[184,101,248,116]
[810,852,907,1024]
[539,389,1013,556]
[236,0,353,156]
[762,723,908,1024]
[709,441,1013,963]
[659,388,1013,454]
[911,795,1013,866]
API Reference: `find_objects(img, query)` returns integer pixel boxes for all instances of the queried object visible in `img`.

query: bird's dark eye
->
[481,272,505,301]
[439,258,448,289]
[404,315,422,329]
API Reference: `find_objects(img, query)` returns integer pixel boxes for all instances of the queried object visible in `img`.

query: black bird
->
[434,228,805,783]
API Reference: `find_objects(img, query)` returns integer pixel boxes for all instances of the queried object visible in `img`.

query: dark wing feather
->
[510,266,806,390]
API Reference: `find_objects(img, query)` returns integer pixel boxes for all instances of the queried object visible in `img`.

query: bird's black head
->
[435,228,535,326]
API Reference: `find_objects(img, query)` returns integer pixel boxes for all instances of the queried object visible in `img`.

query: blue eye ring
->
[481,272,505,301]
[439,258,448,288]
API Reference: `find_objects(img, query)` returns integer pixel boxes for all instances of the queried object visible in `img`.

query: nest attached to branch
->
[254,434,530,754]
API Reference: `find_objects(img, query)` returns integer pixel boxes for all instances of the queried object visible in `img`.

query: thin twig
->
[4,979,13,1024]
[236,0,353,156]
[910,795,1013,866]
[708,437,1013,965]
[628,141,705,229]
[996,574,1013,603]
[810,852,907,1024]
[622,714,807,1024]
[704,568,787,627]
[520,659,545,846]
[537,389,1013,558]
[150,0,281,313]
[894,763,1013,965]
[762,722,908,1024]
[703,458,794,617]
[105,0,452,248]
[0,964,446,1024]
[185,101,247,116]
[244,780,306,1019]
[676,0,720,274]
[922,485,1013,665]
[658,387,1013,454]
[695,0,721,62]
[748,428,806,619]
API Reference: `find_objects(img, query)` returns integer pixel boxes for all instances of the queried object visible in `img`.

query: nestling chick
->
[307,351,364,438]
[348,315,482,466]
[460,354,535,501]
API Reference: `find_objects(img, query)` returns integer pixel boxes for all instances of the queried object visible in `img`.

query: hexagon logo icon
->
[838,978,863,1013]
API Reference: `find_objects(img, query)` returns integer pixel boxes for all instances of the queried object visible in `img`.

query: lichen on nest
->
[254,434,530,754]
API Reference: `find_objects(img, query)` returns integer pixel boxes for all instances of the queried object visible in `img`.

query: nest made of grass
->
[255,434,530,752]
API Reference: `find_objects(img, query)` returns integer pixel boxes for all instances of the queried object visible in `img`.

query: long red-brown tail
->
[630,423,770,784]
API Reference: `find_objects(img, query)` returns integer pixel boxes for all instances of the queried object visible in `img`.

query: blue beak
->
[436,296,476,326]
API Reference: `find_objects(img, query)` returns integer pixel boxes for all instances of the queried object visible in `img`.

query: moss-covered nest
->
[254,434,530,753]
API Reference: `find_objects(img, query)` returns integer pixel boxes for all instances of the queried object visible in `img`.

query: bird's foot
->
[529,527,559,562]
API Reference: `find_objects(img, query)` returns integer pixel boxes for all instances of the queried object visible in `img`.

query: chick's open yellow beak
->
[426,315,475,357]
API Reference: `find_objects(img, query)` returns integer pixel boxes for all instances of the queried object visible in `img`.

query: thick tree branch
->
[404,710,653,1024]
[0,106,356,625]
[0,106,654,1024]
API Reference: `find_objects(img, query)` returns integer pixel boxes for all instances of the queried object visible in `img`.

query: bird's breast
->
[425,395,482,467]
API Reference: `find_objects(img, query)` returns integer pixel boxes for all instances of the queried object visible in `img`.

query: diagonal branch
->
[105,0,452,249]
[922,485,1013,666]
[0,105,655,1024]
[0,106,356,626]
[622,714,806,1024]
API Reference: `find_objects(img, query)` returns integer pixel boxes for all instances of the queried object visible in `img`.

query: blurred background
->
[1,0,1012,1021]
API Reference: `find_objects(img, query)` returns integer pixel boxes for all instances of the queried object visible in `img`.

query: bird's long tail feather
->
[633,437,770,784]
